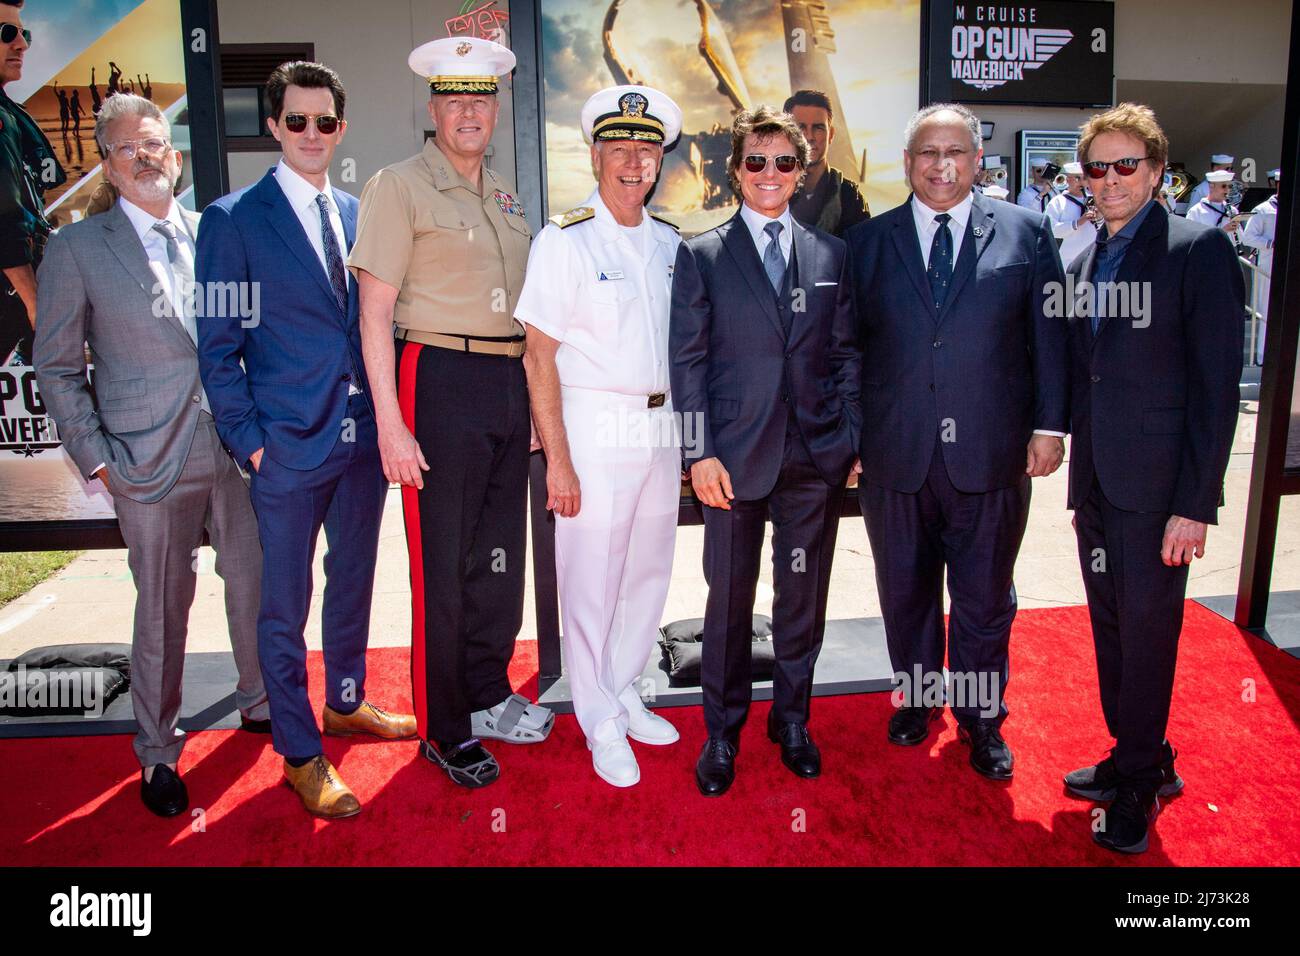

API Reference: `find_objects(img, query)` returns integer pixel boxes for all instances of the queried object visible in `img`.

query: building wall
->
[975,0,1291,186]
[216,0,517,195]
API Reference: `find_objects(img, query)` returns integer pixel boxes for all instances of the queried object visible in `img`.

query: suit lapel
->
[721,213,785,339]
[1094,202,1165,342]
[891,205,936,321]
[98,204,158,297]
[1075,243,1100,347]
[939,193,995,324]
[256,170,340,310]
[788,219,818,345]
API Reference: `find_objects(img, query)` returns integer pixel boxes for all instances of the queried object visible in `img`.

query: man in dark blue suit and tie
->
[1060,104,1243,854]
[197,61,415,819]
[671,106,861,796]
[846,104,1069,780]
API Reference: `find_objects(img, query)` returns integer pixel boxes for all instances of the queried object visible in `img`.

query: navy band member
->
[1,0,66,364]
[1183,152,1234,210]
[517,85,684,788]
[349,36,552,789]
[1184,169,1240,238]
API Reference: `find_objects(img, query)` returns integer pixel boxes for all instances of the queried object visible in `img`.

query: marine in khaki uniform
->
[348,36,552,789]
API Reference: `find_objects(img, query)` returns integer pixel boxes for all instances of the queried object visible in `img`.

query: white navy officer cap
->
[581,85,683,148]
[1204,169,1234,183]
[1210,154,1234,165]
[408,36,516,94]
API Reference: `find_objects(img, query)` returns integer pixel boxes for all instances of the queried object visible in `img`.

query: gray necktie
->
[763,220,786,293]
[151,220,209,413]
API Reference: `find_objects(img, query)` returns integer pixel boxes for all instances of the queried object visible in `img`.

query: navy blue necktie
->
[316,193,348,312]
[763,220,786,294]
[928,212,953,310]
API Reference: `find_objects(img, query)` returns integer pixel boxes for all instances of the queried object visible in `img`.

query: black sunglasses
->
[0,23,31,45]
[282,112,340,135]
[1082,156,1152,179]
[743,154,800,174]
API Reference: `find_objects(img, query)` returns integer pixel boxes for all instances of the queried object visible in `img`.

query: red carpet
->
[3,601,1299,866]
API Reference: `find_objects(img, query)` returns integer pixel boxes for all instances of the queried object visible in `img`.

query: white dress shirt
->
[911,191,973,268]
[910,192,1063,440]
[274,158,359,394]
[274,158,350,290]
[118,195,196,325]
[739,201,794,267]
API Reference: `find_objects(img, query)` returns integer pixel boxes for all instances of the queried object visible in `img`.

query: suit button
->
[341,373,351,382]
[192,395,200,403]
[1090,374,1101,383]
[781,391,790,403]
[933,340,942,349]
[929,384,935,392]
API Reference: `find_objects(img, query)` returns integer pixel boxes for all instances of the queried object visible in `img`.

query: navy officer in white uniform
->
[516,85,684,788]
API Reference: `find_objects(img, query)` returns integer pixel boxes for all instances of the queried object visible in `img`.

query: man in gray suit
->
[33,94,268,817]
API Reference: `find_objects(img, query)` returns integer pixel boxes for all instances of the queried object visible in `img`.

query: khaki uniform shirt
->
[347,138,531,337]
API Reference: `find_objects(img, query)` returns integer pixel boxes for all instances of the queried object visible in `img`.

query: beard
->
[124,164,177,204]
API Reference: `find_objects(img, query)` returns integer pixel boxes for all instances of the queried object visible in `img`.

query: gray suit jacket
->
[33,202,206,503]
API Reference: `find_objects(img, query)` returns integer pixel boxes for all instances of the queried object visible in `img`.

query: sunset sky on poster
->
[542,0,920,222]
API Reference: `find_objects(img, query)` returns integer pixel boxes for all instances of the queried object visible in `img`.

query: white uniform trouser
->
[556,386,679,745]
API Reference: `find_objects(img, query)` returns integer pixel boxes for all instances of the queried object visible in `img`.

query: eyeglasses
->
[1082,157,1153,179]
[743,154,800,174]
[282,112,340,135]
[1,23,31,45]
[107,138,171,160]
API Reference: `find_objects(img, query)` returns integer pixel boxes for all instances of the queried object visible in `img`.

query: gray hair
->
[94,93,169,153]
[904,103,982,153]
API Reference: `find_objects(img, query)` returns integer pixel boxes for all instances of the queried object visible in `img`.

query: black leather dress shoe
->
[957,722,1014,780]
[1065,743,1183,801]
[695,737,737,796]
[767,716,821,778]
[239,716,273,734]
[1094,784,1160,854]
[888,706,941,746]
[140,764,188,817]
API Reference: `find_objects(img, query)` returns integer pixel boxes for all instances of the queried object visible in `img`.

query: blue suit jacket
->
[1066,202,1243,523]
[669,211,861,500]
[196,168,370,471]
[846,191,1068,494]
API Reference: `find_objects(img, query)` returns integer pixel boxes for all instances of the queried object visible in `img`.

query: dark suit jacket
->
[846,191,1068,494]
[1066,202,1243,523]
[196,168,369,472]
[669,211,861,500]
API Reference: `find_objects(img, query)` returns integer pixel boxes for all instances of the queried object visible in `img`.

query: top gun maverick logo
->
[951,5,1072,91]
[0,368,62,458]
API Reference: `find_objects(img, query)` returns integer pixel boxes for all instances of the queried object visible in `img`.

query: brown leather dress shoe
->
[322,700,417,740]
[282,756,361,819]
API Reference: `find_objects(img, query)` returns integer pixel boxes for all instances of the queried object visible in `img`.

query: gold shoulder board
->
[549,206,595,229]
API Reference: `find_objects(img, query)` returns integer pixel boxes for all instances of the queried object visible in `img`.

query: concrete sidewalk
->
[1,401,1295,658]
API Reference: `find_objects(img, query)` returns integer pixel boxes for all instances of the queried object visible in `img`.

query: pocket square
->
[814,281,837,287]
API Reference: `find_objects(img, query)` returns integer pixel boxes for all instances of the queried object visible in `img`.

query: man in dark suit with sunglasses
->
[197,60,415,820]
[671,105,860,796]
[846,103,1069,781]
[1061,104,1242,854]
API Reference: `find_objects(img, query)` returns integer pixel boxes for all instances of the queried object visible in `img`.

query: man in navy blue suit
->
[846,104,1069,780]
[197,61,415,819]
[671,106,861,796]
[1060,104,1243,854]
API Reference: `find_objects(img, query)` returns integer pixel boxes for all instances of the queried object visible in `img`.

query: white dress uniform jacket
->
[1239,194,1277,364]
[515,189,683,747]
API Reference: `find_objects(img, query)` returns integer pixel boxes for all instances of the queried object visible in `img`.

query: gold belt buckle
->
[647,392,665,408]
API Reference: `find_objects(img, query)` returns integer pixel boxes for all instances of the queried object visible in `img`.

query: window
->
[220,43,314,151]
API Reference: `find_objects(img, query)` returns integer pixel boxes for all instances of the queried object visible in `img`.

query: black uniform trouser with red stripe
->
[396,339,529,747]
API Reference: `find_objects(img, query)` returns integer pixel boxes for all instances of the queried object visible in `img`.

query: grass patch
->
[0,552,81,609]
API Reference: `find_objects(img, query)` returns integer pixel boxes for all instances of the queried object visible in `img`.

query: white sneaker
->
[588,739,640,788]
[620,687,680,745]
